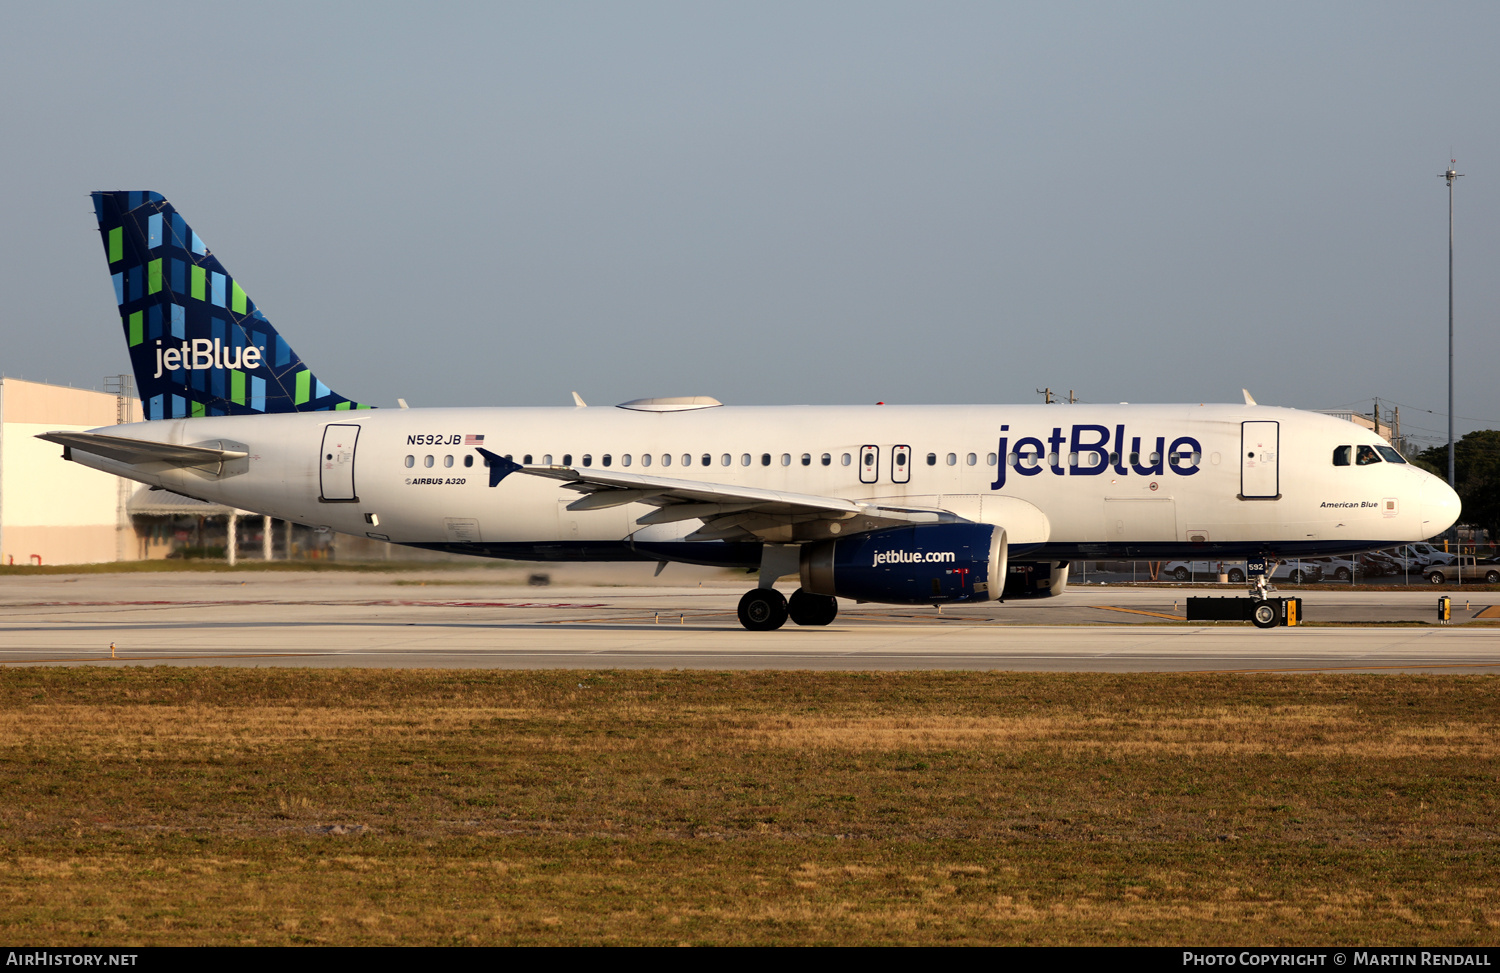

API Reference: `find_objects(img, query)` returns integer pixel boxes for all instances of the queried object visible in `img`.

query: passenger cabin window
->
[522,454,532,465]
[582,454,592,467]
[1356,445,1381,466]
[444,455,454,468]
[602,454,612,467]
[562,454,572,466]
[946,453,957,466]
[821,453,831,466]
[464,455,474,468]
[967,453,977,466]
[741,454,751,466]
[801,453,811,466]
[986,453,997,466]
[781,454,791,466]
[761,453,772,466]
[1333,446,1351,466]
[622,454,632,467]
[702,454,712,467]
[424,455,434,468]
[841,453,851,466]
[404,455,414,468]
[682,454,691,467]
[641,454,652,467]
[721,454,731,466]
[926,453,937,466]
[661,454,671,467]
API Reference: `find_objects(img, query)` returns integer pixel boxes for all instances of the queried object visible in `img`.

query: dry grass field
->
[1,668,1497,945]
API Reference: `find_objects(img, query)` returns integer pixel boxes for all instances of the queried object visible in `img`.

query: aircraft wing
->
[476,448,958,542]
[36,431,247,470]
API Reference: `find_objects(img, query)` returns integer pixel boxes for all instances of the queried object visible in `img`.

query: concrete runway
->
[1,569,1495,672]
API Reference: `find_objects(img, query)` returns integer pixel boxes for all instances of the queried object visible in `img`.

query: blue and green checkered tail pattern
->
[93,191,367,418]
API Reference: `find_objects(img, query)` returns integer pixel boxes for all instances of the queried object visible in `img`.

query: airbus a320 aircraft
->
[41,192,1461,629]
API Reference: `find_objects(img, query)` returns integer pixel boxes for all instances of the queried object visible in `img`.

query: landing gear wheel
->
[738,588,788,631]
[1251,601,1279,629]
[787,588,838,626]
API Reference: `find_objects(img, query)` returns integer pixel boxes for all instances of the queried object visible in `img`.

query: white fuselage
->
[67,402,1459,565]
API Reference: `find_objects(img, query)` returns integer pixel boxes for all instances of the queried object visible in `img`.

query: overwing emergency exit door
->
[320,424,360,502]
[859,445,880,484]
[892,445,911,484]
[1240,421,1279,499]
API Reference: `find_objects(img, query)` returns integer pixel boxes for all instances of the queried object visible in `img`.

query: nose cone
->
[1418,474,1462,539]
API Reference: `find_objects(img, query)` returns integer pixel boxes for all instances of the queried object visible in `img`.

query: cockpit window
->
[1333,446,1351,466]
[1376,445,1407,464]
[1356,445,1381,466]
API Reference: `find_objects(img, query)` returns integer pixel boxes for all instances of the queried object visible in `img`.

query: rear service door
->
[320,424,360,502]
[1241,421,1279,499]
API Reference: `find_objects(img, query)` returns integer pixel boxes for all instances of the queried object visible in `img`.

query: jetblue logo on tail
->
[154,339,264,378]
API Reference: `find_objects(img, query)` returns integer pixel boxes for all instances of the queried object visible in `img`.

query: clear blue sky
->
[2,2,1495,449]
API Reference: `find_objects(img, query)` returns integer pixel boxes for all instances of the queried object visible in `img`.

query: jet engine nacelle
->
[800,523,1007,605]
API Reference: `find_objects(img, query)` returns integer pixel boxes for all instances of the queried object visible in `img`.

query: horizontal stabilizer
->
[37,431,246,468]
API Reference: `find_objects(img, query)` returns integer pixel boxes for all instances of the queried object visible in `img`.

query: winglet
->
[475,447,523,487]
[1242,389,1257,406]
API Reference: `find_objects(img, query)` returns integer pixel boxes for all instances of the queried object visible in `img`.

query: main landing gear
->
[737,544,838,631]
[736,588,839,630]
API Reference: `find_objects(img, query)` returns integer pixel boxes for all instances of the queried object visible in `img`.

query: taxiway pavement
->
[0,570,1493,672]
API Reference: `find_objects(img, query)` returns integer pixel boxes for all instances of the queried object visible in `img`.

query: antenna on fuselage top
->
[396,398,410,409]
[1242,389,1257,406]
[571,391,587,408]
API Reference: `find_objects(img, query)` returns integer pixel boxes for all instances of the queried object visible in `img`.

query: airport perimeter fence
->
[1081,551,1498,587]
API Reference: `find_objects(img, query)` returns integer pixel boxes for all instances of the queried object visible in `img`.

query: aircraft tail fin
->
[90,191,366,418]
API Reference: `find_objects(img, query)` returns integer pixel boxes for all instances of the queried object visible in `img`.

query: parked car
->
[1403,543,1458,567]
[1425,556,1500,585]
[1160,559,1320,584]
[1273,559,1323,583]
[1302,556,1376,582]
[1163,560,1246,583]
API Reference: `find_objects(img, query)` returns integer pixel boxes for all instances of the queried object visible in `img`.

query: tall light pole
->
[1440,160,1463,488]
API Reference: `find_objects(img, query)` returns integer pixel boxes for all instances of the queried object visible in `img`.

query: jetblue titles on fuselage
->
[990,423,1202,491]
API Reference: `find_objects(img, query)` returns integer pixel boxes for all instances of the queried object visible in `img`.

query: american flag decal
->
[464,434,485,445]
